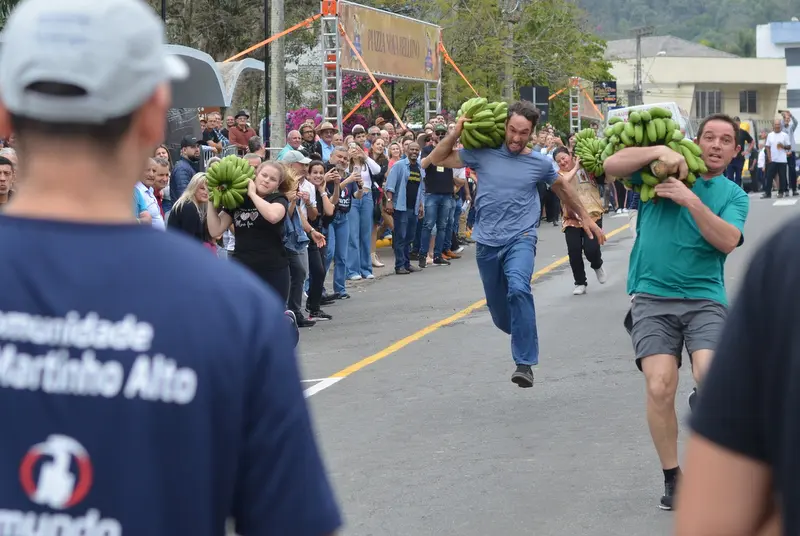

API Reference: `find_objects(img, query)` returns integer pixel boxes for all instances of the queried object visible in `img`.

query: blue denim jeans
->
[325,212,350,294]
[420,193,452,258]
[392,210,417,270]
[444,197,460,252]
[476,233,539,366]
[347,191,373,278]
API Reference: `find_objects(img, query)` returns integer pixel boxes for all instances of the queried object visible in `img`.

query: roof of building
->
[605,35,738,60]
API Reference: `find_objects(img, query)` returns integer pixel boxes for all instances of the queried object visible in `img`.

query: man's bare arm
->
[603,145,688,180]
[428,117,466,169]
[675,435,774,536]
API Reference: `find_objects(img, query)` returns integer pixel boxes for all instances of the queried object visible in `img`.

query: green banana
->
[648,106,671,119]
[620,131,633,146]
[639,110,652,122]
[679,138,702,157]
[464,121,495,131]
[634,123,643,144]
[653,118,666,141]
[641,170,659,186]
[623,122,635,138]
[640,183,653,202]
[470,128,494,146]
[646,121,657,144]
[671,130,684,142]
[629,111,641,124]
[608,117,622,125]
[612,122,625,136]
[465,98,487,117]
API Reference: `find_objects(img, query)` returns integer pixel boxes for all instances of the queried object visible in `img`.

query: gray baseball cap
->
[0,0,188,124]
[280,150,312,164]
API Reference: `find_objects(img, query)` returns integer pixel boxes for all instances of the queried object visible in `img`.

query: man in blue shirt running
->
[427,101,605,388]
[0,0,341,535]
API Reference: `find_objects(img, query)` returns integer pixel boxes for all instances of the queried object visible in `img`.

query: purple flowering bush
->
[286,108,322,133]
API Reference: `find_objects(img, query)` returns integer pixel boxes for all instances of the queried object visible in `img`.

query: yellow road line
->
[329,223,631,379]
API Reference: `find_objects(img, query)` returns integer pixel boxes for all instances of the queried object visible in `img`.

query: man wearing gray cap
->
[0,1,342,535]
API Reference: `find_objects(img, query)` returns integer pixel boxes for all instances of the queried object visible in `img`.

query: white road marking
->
[301,378,329,383]
[611,213,628,218]
[773,199,798,206]
[303,377,343,398]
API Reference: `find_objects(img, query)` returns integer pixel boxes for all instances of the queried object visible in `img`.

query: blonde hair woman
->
[167,172,214,251]
[207,161,294,302]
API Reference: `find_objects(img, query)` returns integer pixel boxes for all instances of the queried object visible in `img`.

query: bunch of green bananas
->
[206,155,255,210]
[603,107,706,204]
[573,128,607,175]
[456,97,508,149]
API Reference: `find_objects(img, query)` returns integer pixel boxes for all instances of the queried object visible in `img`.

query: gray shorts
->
[623,293,727,370]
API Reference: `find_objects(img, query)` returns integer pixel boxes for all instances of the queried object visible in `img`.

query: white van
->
[606,102,695,140]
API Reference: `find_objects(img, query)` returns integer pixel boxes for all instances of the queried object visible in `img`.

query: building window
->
[694,90,722,118]
[739,90,757,114]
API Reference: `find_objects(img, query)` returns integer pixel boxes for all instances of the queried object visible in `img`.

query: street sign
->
[593,81,617,105]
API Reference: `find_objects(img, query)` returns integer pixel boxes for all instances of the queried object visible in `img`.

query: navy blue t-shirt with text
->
[0,215,342,536]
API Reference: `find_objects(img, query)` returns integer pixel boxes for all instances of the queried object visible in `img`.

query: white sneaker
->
[365,273,375,280]
[454,246,465,254]
[348,275,362,281]
[573,285,587,295]
[595,267,607,284]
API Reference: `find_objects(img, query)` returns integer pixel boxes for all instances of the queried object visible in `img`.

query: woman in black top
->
[305,161,338,320]
[167,172,214,250]
[207,161,293,302]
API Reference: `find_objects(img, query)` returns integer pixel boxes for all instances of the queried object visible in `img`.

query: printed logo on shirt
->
[0,311,197,405]
[0,435,122,535]
[408,169,421,183]
[234,208,259,228]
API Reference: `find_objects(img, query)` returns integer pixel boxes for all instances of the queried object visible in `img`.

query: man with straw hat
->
[315,121,339,163]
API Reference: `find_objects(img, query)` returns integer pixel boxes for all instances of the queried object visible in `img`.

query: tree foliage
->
[579,0,800,57]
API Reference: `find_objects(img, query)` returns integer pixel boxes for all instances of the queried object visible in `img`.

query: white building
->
[606,35,786,125]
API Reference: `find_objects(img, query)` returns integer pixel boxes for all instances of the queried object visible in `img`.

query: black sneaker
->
[659,478,677,510]
[296,315,316,328]
[433,257,450,266]
[419,257,427,269]
[511,365,534,388]
[320,295,336,306]
[409,251,419,261]
[688,387,697,411]
[406,264,421,273]
[308,309,332,321]
[395,267,411,275]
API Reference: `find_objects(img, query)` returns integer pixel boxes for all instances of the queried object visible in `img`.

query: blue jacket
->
[385,158,425,214]
[166,157,198,213]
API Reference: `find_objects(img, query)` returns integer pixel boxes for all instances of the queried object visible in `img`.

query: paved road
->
[298,193,797,536]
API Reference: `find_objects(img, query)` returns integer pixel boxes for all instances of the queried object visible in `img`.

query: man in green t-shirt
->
[603,113,750,511]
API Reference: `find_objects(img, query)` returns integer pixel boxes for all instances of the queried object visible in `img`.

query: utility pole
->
[270,0,286,151]
[160,0,166,22]
[263,0,270,144]
[632,25,654,106]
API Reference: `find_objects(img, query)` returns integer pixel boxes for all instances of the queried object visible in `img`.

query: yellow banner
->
[338,2,440,82]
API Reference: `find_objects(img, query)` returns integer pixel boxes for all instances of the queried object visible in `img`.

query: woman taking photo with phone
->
[207,161,294,302]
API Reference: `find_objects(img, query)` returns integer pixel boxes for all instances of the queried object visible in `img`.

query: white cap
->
[0,0,188,124]
[280,150,312,164]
